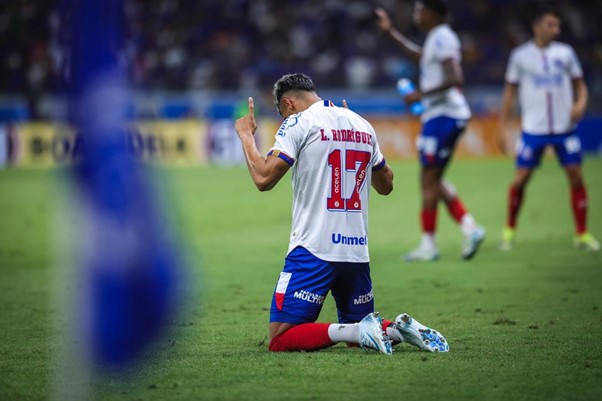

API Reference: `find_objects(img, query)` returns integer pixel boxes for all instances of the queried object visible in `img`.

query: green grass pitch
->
[1,158,601,401]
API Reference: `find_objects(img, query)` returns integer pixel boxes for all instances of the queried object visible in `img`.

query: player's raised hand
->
[248,96,255,119]
[235,97,257,138]
[341,99,349,109]
[375,8,392,32]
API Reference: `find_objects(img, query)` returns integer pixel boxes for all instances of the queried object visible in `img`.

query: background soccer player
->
[234,73,449,353]
[498,4,600,251]
[376,0,485,262]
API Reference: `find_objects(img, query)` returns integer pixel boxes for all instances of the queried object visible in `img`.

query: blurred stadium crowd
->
[1,0,601,97]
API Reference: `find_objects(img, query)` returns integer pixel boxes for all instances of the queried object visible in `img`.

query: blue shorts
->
[270,246,373,325]
[417,116,467,167]
[515,132,582,168]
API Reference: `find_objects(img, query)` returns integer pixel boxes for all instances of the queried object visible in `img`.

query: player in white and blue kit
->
[234,73,449,353]
[498,4,600,251]
[376,0,485,262]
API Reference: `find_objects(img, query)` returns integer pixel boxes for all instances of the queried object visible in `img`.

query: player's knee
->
[512,173,530,189]
[268,333,289,352]
[569,175,583,188]
[422,189,439,207]
[511,180,525,191]
[565,167,583,188]
[441,180,457,198]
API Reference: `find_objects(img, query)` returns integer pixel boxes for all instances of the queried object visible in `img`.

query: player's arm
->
[375,8,422,63]
[496,82,518,153]
[372,163,394,195]
[422,58,464,96]
[570,77,588,123]
[499,82,518,126]
[402,58,463,103]
[235,97,290,191]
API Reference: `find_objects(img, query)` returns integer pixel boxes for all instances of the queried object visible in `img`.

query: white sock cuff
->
[327,323,360,344]
[420,233,437,248]
[461,214,477,235]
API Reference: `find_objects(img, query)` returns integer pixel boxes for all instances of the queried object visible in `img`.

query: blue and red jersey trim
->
[323,100,334,107]
[268,149,295,166]
[372,158,386,171]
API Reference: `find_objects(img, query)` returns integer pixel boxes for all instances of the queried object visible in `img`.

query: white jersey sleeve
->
[432,29,461,62]
[268,114,304,165]
[370,126,386,170]
[567,46,583,79]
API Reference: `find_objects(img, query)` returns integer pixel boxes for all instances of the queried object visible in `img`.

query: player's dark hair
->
[531,2,560,24]
[272,73,316,105]
[420,0,449,18]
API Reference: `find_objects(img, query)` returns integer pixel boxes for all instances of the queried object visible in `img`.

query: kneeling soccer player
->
[234,73,449,354]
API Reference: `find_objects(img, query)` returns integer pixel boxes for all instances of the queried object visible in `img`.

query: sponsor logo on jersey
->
[531,73,563,88]
[276,114,300,137]
[353,291,373,305]
[293,289,325,305]
[553,58,564,70]
[331,233,367,246]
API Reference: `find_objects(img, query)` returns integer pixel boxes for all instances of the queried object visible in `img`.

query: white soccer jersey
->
[506,41,583,135]
[419,24,471,122]
[268,100,386,263]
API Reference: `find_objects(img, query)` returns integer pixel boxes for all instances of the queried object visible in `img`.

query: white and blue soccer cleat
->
[392,313,449,352]
[359,312,393,355]
[462,226,486,260]
[404,246,440,262]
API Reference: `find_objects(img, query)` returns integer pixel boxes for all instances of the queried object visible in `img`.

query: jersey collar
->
[309,99,335,110]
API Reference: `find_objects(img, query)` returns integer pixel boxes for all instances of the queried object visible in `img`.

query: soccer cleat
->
[498,226,515,251]
[462,226,486,260]
[574,232,601,251]
[392,313,449,352]
[358,312,393,355]
[404,246,440,262]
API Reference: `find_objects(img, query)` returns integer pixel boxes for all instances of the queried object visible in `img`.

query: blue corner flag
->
[68,0,180,367]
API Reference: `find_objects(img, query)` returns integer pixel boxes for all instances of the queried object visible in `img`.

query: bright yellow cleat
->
[574,232,601,251]
[498,226,515,251]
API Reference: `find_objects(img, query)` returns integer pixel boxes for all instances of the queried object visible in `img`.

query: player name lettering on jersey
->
[331,233,367,246]
[319,128,372,145]
[353,291,374,305]
[293,289,325,305]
